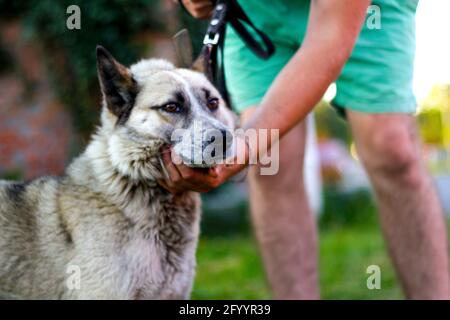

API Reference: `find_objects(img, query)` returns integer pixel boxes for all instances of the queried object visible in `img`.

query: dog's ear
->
[191,54,206,74]
[96,45,137,123]
[172,29,205,73]
[173,29,194,68]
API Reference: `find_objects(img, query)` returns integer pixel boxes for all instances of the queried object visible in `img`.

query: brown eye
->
[162,102,182,113]
[207,98,219,111]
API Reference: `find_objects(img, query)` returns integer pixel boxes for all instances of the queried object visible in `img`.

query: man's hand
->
[158,134,250,194]
[158,149,247,194]
[180,0,214,19]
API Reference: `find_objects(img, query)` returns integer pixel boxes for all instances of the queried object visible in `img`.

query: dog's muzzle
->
[173,125,234,168]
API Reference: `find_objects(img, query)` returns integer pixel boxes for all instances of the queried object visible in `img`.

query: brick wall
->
[0,21,73,180]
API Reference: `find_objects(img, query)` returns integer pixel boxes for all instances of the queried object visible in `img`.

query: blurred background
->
[0,0,449,299]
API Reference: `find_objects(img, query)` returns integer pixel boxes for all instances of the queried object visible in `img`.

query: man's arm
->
[160,0,370,193]
[245,0,370,145]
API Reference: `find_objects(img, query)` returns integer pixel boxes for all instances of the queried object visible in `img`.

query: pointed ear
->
[191,53,206,74]
[173,29,194,68]
[96,45,138,124]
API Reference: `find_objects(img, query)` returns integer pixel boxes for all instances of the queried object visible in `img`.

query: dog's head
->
[96,46,236,179]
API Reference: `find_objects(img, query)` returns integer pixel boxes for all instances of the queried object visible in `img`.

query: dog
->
[0,46,235,299]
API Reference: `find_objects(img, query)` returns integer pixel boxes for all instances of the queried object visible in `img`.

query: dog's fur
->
[0,46,235,299]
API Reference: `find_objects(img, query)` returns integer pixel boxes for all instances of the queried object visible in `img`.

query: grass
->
[192,236,269,299]
[319,224,402,299]
[192,222,404,300]
[193,187,404,299]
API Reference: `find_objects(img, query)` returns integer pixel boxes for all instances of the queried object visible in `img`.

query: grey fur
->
[0,47,235,299]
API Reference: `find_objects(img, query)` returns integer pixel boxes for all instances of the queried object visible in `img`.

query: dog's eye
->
[207,98,219,111]
[162,102,182,113]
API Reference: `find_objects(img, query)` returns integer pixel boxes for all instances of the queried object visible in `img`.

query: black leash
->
[180,0,275,107]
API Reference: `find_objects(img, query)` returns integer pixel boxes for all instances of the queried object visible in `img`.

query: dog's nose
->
[203,129,227,144]
[221,129,233,149]
[220,129,228,143]
[202,128,233,159]
[204,129,232,146]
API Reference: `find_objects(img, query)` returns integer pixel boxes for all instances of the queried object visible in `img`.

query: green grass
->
[192,236,270,299]
[320,225,402,299]
[192,223,403,300]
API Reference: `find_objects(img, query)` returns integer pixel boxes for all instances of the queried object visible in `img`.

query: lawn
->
[192,223,403,299]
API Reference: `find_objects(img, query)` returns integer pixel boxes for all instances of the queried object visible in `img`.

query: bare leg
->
[241,107,319,299]
[348,110,450,299]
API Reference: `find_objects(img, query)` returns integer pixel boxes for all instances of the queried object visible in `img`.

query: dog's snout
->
[203,128,232,146]
[205,133,216,145]
[222,129,234,150]
[220,129,231,145]
[201,127,234,160]
[173,122,234,168]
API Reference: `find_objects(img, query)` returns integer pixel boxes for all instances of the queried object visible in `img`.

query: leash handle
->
[202,2,227,82]
[180,0,276,107]
[225,0,275,59]
[203,2,227,46]
[179,0,275,59]
[201,0,275,59]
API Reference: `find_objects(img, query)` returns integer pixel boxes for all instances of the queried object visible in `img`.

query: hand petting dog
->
[159,134,249,194]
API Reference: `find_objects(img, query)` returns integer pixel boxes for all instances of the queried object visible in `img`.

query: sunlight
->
[414,0,450,103]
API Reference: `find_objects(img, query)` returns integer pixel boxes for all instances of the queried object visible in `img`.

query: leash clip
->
[203,32,220,45]
[203,1,227,46]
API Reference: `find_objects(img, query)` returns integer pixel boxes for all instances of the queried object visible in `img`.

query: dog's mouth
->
[172,128,234,168]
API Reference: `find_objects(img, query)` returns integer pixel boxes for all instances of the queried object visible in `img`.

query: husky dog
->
[0,46,235,299]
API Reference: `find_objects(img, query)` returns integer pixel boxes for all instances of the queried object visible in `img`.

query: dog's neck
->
[67,116,170,221]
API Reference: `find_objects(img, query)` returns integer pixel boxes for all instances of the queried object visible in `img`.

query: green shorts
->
[224,0,419,114]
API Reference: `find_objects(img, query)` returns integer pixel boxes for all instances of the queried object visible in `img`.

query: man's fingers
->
[158,147,226,193]
[177,164,197,179]
[190,0,212,5]
[162,149,182,182]
[173,163,219,191]
[184,0,213,19]
[170,149,199,180]
[208,167,219,178]
[157,179,177,194]
[193,4,213,19]
[192,1,213,11]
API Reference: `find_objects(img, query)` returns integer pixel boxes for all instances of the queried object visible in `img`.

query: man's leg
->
[241,107,319,300]
[347,110,450,299]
